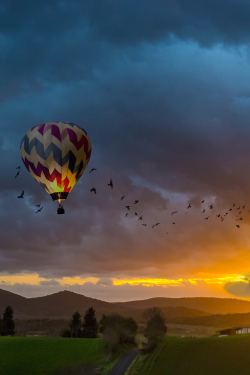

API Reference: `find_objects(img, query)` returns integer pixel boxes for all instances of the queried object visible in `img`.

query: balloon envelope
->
[20,122,91,201]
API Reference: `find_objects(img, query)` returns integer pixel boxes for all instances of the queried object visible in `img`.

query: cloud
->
[224,279,250,298]
[1,2,250,298]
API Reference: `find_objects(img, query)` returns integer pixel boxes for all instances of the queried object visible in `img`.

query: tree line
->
[63,306,167,353]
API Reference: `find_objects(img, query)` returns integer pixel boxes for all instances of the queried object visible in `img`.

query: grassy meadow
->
[0,337,109,375]
[128,334,250,375]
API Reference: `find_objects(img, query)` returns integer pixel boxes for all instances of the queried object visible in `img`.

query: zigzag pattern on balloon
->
[20,122,91,196]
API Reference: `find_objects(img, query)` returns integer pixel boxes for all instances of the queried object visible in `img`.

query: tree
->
[142,308,167,353]
[1,306,15,336]
[70,311,82,338]
[82,307,99,338]
[100,313,138,353]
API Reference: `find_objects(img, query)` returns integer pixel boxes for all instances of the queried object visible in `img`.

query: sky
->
[2,0,250,301]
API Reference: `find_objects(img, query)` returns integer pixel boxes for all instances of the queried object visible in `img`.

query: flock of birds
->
[15,165,248,231]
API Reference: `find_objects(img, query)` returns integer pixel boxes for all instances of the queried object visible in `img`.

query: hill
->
[0,289,126,319]
[116,297,250,314]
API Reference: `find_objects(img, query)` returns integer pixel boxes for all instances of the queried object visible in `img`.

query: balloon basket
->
[57,206,65,215]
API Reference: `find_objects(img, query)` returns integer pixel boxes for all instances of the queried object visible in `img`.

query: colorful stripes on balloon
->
[20,122,91,199]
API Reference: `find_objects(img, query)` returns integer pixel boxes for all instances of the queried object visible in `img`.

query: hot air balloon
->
[20,122,91,214]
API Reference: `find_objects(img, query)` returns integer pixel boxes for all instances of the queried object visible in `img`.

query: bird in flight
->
[90,188,97,194]
[172,222,175,225]
[35,204,41,207]
[210,205,213,209]
[135,212,138,216]
[216,214,220,218]
[204,217,209,220]
[89,168,97,173]
[155,223,160,226]
[187,204,191,209]
[243,206,246,209]
[171,211,177,216]
[15,171,20,178]
[201,199,205,203]
[36,206,43,213]
[166,232,168,234]
[236,225,240,228]
[18,191,24,198]
[121,196,125,200]
[236,207,240,210]
[142,224,147,226]
[228,208,232,211]
[139,216,143,220]
[134,200,139,204]
[232,203,235,207]
[16,166,20,169]
[125,213,128,217]
[108,179,113,189]
[202,209,205,213]
[126,206,130,210]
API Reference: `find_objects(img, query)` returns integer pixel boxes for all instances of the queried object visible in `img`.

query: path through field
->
[108,348,139,375]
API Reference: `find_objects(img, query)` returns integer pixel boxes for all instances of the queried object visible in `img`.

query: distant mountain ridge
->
[1,289,250,320]
[116,297,250,314]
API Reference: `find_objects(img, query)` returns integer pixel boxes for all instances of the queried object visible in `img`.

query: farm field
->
[129,334,250,375]
[0,337,108,375]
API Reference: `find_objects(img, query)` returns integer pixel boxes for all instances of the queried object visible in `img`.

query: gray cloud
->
[1,1,250,293]
[224,280,250,298]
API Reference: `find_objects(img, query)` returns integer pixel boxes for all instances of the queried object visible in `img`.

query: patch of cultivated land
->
[129,335,250,375]
[0,337,107,375]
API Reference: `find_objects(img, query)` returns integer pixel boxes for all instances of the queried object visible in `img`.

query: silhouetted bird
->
[210,205,213,209]
[135,212,138,216]
[166,232,168,234]
[221,218,224,222]
[155,223,160,226]
[239,211,242,214]
[172,222,175,224]
[202,209,205,213]
[201,200,205,203]
[16,166,20,169]
[134,200,139,204]
[229,208,232,211]
[108,179,113,189]
[243,206,246,209]
[89,168,97,173]
[216,214,220,217]
[121,196,125,200]
[125,213,128,217]
[204,217,209,220]
[233,203,235,207]
[18,191,24,198]
[237,207,240,210]
[171,211,177,215]
[126,206,130,210]
[36,206,43,213]
[15,171,20,178]
[187,204,191,209]
[35,204,41,207]
[90,188,96,194]
[239,217,243,221]
[139,216,143,220]
[152,225,155,228]
[142,224,147,226]
[236,225,240,228]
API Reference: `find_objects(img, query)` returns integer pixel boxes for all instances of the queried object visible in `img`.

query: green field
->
[129,335,250,375]
[0,337,108,375]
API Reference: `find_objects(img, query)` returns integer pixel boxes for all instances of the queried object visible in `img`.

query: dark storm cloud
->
[224,278,250,298]
[1,0,250,291]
